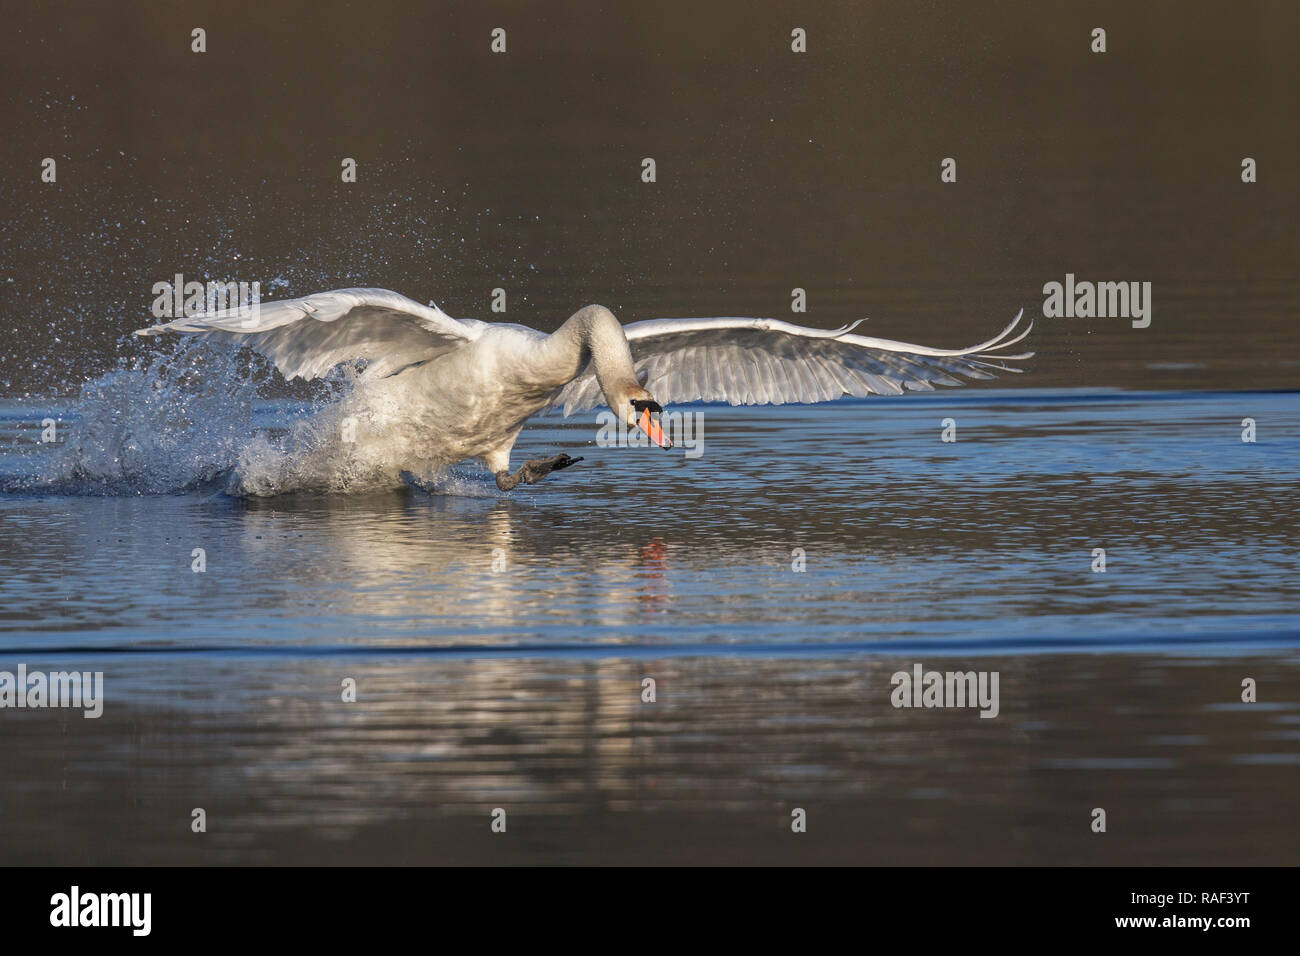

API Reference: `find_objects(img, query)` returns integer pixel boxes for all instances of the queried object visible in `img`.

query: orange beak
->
[638,408,673,448]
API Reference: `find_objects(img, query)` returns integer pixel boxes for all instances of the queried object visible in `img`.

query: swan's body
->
[135,288,1032,494]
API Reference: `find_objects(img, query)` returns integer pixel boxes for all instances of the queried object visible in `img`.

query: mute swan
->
[135,289,1032,492]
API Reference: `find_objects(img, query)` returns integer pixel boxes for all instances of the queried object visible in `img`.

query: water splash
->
[1,337,497,497]
[402,467,506,498]
[1,339,258,494]
[229,388,429,497]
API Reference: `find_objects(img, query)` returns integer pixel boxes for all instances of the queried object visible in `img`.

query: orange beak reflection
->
[638,408,673,448]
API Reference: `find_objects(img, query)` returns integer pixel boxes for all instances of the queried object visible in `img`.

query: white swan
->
[135,288,1032,492]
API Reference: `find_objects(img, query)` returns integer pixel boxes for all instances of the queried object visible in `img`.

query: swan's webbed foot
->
[495,453,584,491]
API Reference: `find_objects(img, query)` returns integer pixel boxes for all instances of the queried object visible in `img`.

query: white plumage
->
[135,288,1032,494]
[554,311,1031,413]
[137,288,483,382]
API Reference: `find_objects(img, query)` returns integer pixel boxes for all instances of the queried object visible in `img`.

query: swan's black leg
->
[495,453,584,491]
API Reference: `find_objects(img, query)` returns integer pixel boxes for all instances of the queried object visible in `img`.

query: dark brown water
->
[0,653,1295,866]
[2,1,1297,394]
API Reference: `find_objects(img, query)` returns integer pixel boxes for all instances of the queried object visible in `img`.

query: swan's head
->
[620,384,672,449]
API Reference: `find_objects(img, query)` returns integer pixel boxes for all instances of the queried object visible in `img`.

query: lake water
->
[2,0,1299,866]
[1,387,1297,864]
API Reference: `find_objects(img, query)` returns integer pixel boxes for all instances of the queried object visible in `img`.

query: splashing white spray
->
[2,337,488,496]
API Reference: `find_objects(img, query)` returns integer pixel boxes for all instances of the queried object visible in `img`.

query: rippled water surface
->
[3,0,1299,867]
[1,389,1297,864]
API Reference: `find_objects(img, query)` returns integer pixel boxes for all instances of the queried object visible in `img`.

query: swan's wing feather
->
[554,310,1032,414]
[133,288,478,381]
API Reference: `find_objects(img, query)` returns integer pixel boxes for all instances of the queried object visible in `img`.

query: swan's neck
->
[541,305,637,396]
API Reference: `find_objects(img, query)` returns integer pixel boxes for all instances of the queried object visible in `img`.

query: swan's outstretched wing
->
[134,288,479,381]
[553,310,1033,414]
